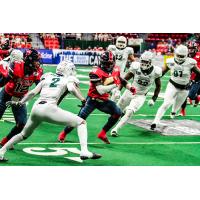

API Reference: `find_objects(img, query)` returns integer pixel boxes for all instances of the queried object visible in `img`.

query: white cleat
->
[110,129,119,137]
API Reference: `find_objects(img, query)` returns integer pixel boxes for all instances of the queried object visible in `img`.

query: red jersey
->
[5,61,42,98]
[191,52,200,80]
[88,65,120,101]
[0,49,9,61]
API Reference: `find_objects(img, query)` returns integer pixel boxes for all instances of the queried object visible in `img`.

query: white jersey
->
[36,72,79,104]
[166,57,196,85]
[107,45,134,74]
[129,62,162,95]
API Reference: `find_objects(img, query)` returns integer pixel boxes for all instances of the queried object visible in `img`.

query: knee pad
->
[126,109,134,118]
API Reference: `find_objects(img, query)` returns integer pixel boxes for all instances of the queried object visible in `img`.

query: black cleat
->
[80,153,102,160]
[150,123,156,130]
[0,157,8,162]
[110,130,119,137]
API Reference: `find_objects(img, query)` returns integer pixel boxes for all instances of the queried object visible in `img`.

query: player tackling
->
[0,60,101,162]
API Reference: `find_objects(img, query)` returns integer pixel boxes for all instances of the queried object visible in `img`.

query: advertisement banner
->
[52,50,102,66]
[37,49,53,64]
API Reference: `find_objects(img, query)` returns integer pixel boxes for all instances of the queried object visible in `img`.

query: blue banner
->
[52,50,102,66]
[37,49,53,64]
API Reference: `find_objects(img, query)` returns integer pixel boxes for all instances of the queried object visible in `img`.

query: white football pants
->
[152,82,189,124]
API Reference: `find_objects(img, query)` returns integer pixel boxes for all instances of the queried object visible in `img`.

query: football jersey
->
[107,45,134,74]
[37,73,79,104]
[88,65,120,100]
[190,52,200,81]
[166,57,196,85]
[5,61,42,97]
[129,62,162,95]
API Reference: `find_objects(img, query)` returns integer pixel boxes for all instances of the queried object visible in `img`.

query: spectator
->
[76,33,82,40]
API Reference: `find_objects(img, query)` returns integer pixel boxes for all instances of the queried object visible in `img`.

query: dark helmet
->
[24,48,41,71]
[100,51,116,73]
[186,41,199,58]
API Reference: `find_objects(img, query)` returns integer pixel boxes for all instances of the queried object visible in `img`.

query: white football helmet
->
[56,60,76,77]
[116,36,127,49]
[174,45,188,64]
[10,49,23,63]
[140,51,153,70]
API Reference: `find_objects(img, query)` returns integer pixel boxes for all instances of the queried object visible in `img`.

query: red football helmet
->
[100,51,116,73]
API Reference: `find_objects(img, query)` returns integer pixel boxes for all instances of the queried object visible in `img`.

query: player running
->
[111,51,162,136]
[58,51,136,144]
[108,36,135,102]
[0,60,101,162]
[180,41,200,116]
[151,44,200,130]
[0,49,43,147]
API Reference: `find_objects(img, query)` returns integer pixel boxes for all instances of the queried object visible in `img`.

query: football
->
[103,77,114,85]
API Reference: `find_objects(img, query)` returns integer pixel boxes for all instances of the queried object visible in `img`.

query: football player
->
[0,49,23,71]
[108,36,135,102]
[151,45,200,130]
[111,51,162,136]
[58,51,136,144]
[0,60,101,161]
[0,49,43,147]
[180,41,200,116]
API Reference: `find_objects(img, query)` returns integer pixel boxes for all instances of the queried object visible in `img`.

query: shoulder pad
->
[188,57,197,65]
[67,75,80,85]
[40,72,53,80]
[126,47,134,55]
[129,61,140,73]
[107,45,116,51]
[154,66,162,78]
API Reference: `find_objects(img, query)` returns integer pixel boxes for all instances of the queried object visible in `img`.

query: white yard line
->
[18,141,200,145]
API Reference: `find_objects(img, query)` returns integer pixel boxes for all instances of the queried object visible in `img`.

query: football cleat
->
[170,112,176,119]
[110,129,119,137]
[58,131,67,143]
[180,109,186,116]
[80,153,102,160]
[150,123,156,130]
[97,134,110,144]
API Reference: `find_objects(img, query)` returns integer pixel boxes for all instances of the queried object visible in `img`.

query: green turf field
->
[0,65,200,166]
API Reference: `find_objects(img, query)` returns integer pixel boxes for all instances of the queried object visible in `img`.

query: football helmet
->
[140,51,153,70]
[56,60,76,77]
[116,36,127,49]
[10,49,23,63]
[186,41,198,58]
[100,51,116,73]
[24,48,41,71]
[174,45,188,64]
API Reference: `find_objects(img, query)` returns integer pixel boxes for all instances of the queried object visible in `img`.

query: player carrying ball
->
[58,51,136,144]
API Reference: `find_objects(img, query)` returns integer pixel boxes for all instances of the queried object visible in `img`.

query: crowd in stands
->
[146,33,191,55]
[0,33,32,49]
[1,33,200,56]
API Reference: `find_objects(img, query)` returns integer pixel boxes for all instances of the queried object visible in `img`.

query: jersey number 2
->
[49,78,60,87]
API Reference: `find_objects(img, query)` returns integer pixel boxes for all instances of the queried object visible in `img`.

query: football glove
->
[78,99,86,108]
[113,76,121,86]
[148,99,155,107]
[130,86,136,95]
[6,101,23,108]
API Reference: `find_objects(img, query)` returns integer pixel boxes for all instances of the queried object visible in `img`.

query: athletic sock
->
[77,123,90,155]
